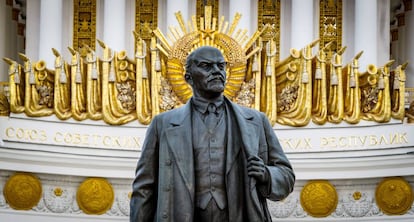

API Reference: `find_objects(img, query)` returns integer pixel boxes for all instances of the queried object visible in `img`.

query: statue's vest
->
[192,110,227,210]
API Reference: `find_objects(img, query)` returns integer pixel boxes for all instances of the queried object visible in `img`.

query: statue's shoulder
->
[227,99,265,119]
[153,104,188,122]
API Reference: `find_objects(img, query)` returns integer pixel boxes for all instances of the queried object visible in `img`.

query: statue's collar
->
[191,95,224,114]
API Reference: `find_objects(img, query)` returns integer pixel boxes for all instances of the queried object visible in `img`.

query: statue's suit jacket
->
[130,97,295,222]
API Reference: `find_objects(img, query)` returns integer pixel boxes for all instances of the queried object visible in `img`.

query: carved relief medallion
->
[300,180,338,217]
[3,172,42,210]
[76,178,114,214]
[375,177,413,215]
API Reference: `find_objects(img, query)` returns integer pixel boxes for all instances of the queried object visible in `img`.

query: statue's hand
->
[247,156,269,183]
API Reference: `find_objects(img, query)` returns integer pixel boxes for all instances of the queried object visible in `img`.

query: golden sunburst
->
[153,6,267,103]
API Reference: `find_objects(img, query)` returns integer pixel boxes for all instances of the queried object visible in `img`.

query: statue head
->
[184,46,227,100]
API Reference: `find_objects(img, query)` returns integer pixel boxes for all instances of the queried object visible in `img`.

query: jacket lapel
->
[165,102,195,201]
[225,99,259,175]
[226,99,266,221]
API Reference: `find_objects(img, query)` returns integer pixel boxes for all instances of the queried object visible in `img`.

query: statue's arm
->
[259,113,295,201]
[130,118,160,222]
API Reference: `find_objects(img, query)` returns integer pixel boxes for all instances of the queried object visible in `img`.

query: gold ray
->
[153,28,171,54]
[175,11,187,34]
[227,13,241,36]
[218,16,225,33]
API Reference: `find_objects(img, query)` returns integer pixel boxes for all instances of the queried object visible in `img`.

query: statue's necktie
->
[205,103,218,132]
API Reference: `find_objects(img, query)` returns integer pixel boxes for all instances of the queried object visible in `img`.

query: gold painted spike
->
[168,26,181,42]
[192,15,198,31]
[222,21,229,34]
[218,16,225,33]
[354,51,363,60]
[153,28,171,54]
[175,11,187,34]
[227,12,241,36]
[244,24,270,52]
[96,39,107,49]
[322,41,334,51]
[187,20,194,32]
[308,39,320,48]
[200,17,205,30]
[3,57,14,65]
[52,48,61,57]
[212,18,217,31]
[337,46,347,55]
[156,43,169,58]
[234,29,242,41]
[18,53,29,62]
[205,5,212,30]
[240,35,249,47]
[236,29,248,43]
[245,46,261,60]
[167,33,176,45]
[68,46,77,57]
[383,60,395,68]
[401,61,408,70]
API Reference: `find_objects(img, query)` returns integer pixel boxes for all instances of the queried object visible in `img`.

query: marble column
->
[376,0,390,66]
[39,0,63,69]
[229,0,253,36]
[354,0,378,70]
[25,0,40,62]
[103,0,126,51]
[165,0,189,34]
[0,0,9,81]
[342,0,355,63]
[390,17,400,65]
[403,7,414,87]
[280,0,292,59]
[291,0,314,50]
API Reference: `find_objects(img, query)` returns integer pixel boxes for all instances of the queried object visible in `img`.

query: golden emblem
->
[300,180,338,217]
[3,172,42,210]
[375,177,413,215]
[151,6,268,106]
[76,178,114,215]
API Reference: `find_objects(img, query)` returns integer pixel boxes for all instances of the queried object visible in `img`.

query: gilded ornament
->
[76,178,114,215]
[375,177,413,215]
[319,0,342,54]
[3,172,42,210]
[2,4,408,127]
[159,6,248,104]
[407,101,414,123]
[343,190,373,217]
[54,187,63,197]
[300,180,338,217]
[73,0,96,57]
[353,191,362,200]
[0,89,10,116]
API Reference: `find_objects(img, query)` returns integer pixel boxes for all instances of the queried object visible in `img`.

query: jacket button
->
[162,212,168,218]
[165,159,172,166]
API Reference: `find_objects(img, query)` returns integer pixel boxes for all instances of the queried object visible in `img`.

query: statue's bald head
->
[184,46,227,99]
[185,46,224,70]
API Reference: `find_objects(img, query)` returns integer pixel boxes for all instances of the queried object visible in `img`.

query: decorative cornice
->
[1,171,413,220]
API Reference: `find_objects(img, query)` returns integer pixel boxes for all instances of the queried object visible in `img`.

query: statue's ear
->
[185,73,193,86]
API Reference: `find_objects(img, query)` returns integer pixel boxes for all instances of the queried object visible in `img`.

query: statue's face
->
[186,47,227,99]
